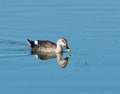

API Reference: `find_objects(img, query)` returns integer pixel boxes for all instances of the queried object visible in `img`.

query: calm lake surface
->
[0,0,120,94]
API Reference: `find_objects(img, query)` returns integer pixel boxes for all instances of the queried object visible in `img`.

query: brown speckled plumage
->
[27,38,70,53]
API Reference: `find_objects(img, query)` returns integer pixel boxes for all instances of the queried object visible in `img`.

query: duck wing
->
[27,39,57,49]
[37,40,57,49]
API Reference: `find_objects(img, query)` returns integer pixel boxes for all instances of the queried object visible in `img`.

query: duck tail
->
[27,39,35,48]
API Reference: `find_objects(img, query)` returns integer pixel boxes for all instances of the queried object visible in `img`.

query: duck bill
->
[65,46,71,52]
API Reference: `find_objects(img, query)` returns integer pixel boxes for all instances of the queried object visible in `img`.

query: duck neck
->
[56,43,62,53]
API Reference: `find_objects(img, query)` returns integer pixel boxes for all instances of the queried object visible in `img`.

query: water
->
[0,0,120,94]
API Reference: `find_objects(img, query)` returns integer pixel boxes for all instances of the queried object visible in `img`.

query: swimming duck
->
[27,38,71,53]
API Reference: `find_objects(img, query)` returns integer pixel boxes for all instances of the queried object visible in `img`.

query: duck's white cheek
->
[63,43,67,46]
[61,42,65,46]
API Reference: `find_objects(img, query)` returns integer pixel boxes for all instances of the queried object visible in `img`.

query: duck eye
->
[62,40,65,43]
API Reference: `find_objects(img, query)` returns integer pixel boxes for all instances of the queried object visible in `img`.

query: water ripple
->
[0,39,29,57]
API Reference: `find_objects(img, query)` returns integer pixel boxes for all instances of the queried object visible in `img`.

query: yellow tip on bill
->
[67,48,71,52]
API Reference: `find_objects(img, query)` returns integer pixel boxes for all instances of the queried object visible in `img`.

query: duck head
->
[57,38,71,52]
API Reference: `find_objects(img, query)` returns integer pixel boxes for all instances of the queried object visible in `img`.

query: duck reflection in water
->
[31,52,71,68]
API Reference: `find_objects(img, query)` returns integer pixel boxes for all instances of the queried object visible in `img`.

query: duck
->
[27,38,71,53]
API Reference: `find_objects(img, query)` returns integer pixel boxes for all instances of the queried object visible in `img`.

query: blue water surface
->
[0,0,120,94]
